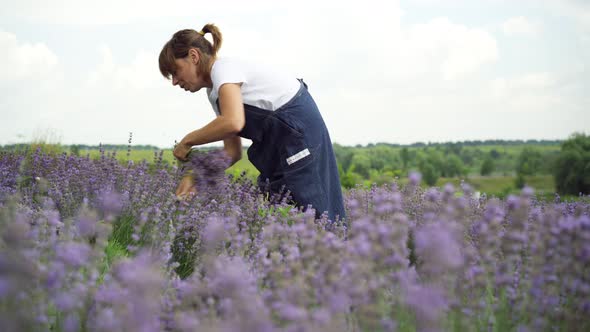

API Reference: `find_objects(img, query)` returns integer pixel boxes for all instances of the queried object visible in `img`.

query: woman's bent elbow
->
[226,117,245,135]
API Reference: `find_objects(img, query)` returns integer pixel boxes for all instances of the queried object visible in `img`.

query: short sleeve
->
[209,59,247,116]
[211,59,247,97]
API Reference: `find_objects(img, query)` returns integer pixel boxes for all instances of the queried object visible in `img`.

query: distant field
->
[435,175,555,198]
[80,148,177,164]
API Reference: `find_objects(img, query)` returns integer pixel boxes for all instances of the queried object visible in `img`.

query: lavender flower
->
[0,147,588,331]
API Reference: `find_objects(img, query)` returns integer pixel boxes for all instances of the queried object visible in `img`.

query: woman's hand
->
[173,141,192,161]
[175,175,197,200]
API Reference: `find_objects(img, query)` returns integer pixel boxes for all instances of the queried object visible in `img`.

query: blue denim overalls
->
[233,79,346,221]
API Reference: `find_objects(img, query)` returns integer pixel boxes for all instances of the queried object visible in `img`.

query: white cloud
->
[403,18,499,81]
[0,30,67,145]
[0,30,59,81]
[87,45,160,91]
[220,9,498,84]
[4,0,277,25]
[544,0,590,34]
[489,72,562,112]
[491,72,555,96]
[502,16,538,36]
[66,45,215,147]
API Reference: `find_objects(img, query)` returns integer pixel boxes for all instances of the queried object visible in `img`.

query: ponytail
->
[200,23,222,57]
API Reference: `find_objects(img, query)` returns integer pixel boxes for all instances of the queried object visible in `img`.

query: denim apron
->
[233,79,346,221]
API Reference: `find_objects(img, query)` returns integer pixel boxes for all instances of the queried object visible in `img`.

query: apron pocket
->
[269,159,327,216]
[276,142,319,177]
[273,114,304,138]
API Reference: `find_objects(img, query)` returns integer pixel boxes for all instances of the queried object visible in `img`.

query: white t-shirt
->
[207,57,301,116]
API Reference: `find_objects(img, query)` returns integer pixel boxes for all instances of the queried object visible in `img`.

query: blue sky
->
[1,0,588,148]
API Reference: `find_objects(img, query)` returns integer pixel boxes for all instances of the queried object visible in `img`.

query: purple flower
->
[97,190,125,221]
[2,220,30,245]
[45,210,62,227]
[202,217,226,249]
[115,252,165,289]
[506,195,520,210]
[56,242,91,267]
[207,256,255,297]
[521,186,534,198]
[351,234,372,257]
[76,212,98,238]
[174,312,200,331]
[93,308,119,330]
[55,292,78,311]
[444,183,455,193]
[381,318,397,331]
[409,171,422,186]
[425,188,440,202]
[278,303,307,321]
[328,292,350,313]
[0,277,11,297]
[404,283,448,325]
[414,222,463,274]
[465,265,484,281]
[312,308,331,324]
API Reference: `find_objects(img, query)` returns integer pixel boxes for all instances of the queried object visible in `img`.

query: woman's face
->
[171,49,206,93]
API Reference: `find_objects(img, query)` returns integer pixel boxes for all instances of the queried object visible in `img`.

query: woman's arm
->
[174,83,245,160]
[223,135,242,166]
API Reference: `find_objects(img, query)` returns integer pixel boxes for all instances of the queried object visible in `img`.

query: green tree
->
[553,133,590,195]
[367,145,400,171]
[418,162,438,186]
[423,151,445,177]
[400,147,410,170]
[445,143,463,156]
[489,149,500,159]
[515,173,526,189]
[516,147,543,176]
[416,153,440,186]
[333,144,354,173]
[350,153,371,178]
[70,144,81,156]
[444,155,465,177]
[460,149,475,165]
[340,169,363,189]
[480,156,495,176]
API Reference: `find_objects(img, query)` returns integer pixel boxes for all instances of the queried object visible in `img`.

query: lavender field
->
[0,147,589,332]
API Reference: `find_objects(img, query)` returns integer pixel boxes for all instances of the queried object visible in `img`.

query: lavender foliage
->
[0,148,588,331]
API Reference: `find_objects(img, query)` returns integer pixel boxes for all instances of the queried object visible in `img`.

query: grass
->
[98,240,128,283]
[435,174,556,199]
[80,148,176,165]
[96,215,135,283]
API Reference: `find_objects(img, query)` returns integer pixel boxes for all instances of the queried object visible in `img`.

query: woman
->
[159,23,345,221]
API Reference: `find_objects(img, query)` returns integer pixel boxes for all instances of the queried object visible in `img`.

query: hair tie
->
[197,30,205,36]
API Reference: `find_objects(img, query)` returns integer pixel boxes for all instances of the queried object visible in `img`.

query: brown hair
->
[159,23,222,80]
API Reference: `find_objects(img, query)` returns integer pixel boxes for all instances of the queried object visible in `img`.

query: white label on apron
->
[286,148,310,165]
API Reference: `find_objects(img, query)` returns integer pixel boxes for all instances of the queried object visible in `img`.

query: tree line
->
[334,133,589,196]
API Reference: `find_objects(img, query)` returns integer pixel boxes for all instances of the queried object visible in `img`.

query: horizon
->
[0,135,576,150]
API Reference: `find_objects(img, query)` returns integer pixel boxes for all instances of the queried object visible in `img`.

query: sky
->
[0,0,588,148]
